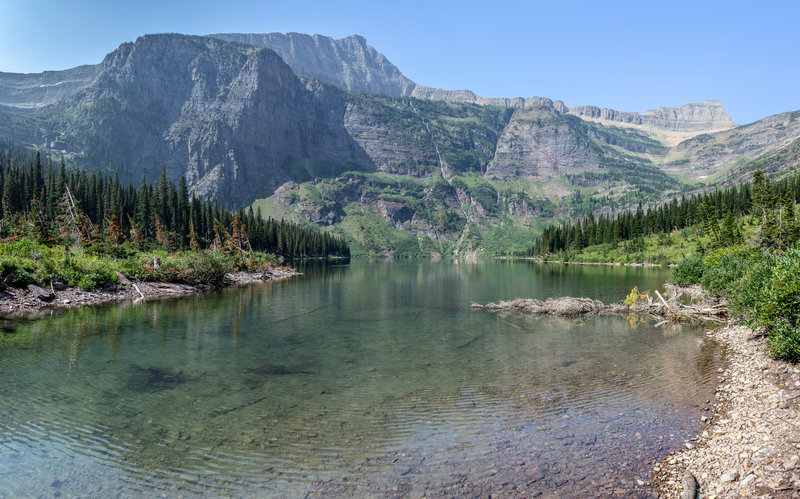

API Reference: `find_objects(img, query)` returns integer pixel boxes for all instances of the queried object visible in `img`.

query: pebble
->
[740,474,756,487]
[653,324,800,498]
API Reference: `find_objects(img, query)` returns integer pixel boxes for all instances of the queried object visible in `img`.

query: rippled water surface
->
[0,262,721,497]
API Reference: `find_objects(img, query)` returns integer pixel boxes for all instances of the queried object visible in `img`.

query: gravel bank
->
[0,267,298,320]
[654,324,800,498]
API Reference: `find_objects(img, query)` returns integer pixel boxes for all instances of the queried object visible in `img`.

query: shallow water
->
[0,261,720,497]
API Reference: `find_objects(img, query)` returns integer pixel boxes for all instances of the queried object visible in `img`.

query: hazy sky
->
[1,0,797,125]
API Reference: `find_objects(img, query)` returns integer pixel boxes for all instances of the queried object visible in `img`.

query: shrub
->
[767,319,800,362]
[731,251,776,318]
[185,251,233,287]
[0,256,37,286]
[753,247,800,327]
[671,253,704,285]
[700,247,761,296]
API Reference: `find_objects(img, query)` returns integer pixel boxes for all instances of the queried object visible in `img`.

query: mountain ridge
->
[0,32,798,256]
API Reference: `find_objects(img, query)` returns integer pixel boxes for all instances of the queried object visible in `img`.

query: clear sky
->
[1,0,797,125]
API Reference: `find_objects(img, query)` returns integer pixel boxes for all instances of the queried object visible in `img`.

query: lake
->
[0,261,720,497]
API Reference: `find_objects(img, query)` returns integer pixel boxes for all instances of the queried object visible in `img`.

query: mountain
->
[1,34,377,202]
[0,32,798,256]
[0,65,99,109]
[568,100,737,146]
[209,32,416,97]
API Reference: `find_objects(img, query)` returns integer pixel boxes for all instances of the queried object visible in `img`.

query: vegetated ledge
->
[473,286,800,498]
[0,267,298,320]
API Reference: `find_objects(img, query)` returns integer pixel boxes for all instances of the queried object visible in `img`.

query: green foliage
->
[0,143,349,259]
[767,319,800,362]
[699,247,760,296]
[467,181,498,214]
[0,238,119,290]
[337,204,428,257]
[750,247,800,325]
[671,253,704,285]
[185,251,233,287]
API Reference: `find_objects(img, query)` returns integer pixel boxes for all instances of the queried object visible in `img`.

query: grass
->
[0,237,276,291]
[540,220,759,265]
[332,204,432,257]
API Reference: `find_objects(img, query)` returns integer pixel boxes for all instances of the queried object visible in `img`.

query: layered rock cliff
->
[568,99,736,135]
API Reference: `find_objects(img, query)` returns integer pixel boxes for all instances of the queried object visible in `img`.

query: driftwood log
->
[471,284,727,324]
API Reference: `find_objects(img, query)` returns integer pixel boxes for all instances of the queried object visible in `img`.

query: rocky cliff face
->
[486,105,601,180]
[409,86,568,112]
[568,99,736,134]
[37,34,374,203]
[0,65,98,108]
[208,32,416,97]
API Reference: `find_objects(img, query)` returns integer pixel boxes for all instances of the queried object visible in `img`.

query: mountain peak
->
[207,32,416,96]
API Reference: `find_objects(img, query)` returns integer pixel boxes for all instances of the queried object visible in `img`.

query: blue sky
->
[1,0,797,125]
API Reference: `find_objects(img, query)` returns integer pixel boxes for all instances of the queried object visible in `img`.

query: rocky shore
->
[473,287,799,497]
[654,323,800,498]
[0,267,298,320]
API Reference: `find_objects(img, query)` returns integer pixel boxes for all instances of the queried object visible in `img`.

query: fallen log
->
[471,286,727,324]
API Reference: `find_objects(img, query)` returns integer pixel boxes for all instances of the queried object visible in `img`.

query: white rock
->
[740,474,756,487]
[720,470,739,482]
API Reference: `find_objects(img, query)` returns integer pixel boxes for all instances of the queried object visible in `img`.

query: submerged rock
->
[127,364,188,393]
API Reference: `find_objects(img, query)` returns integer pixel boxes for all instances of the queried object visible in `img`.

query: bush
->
[0,255,37,286]
[732,251,776,317]
[767,319,800,362]
[671,253,704,285]
[700,247,761,296]
[185,251,233,286]
[753,247,800,328]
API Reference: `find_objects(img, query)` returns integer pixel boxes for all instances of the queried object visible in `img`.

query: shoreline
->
[472,286,799,496]
[0,267,299,321]
[653,322,800,498]
[495,256,677,267]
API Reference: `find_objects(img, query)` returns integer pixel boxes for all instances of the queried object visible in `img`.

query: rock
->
[568,99,736,134]
[27,284,55,301]
[682,471,698,499]
[525,466,546,482]
[51,281,67,290]
[684,442,695,450]
[740,474,756,487]
[486,105,602,181]
[720,470,739,482]
[210,32,416,97]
